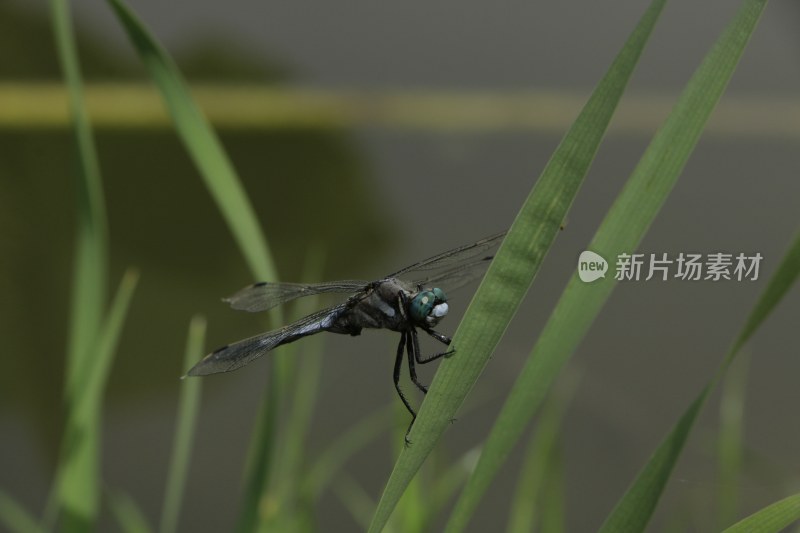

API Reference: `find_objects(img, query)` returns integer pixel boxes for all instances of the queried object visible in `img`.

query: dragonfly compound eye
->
[410,289,449,326]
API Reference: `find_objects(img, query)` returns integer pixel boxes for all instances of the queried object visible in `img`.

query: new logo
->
[578,251,608,283]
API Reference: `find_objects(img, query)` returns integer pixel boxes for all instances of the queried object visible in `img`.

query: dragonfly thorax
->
[409,287,448,327]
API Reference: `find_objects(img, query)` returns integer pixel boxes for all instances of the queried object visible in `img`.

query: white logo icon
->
[578,251,608,283]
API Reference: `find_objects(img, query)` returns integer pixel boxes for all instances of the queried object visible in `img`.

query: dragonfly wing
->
[388,231,505,279]
[186,304,347,376]
[225,280,368,312]
[413,254,496,293]
[390,231,506,291]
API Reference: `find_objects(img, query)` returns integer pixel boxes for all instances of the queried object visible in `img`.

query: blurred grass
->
[506,373,578,533]
[717,354,749,530]
[57,269,139,530]
[159,316,206,533]
[104,1,286,531]
[2,83,800,138]
[50,0,131,529]
[108,490,152,533]
[0,490,45,533]
[4,0,794,530]
[602,226,799,531]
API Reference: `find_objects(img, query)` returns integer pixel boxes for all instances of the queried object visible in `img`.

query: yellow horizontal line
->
[1,82,798,138]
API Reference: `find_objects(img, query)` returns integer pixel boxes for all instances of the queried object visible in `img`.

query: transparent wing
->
[390,231,506,290]
[225,280,368,312]
[412,254,496,292]
[186,303,348,376]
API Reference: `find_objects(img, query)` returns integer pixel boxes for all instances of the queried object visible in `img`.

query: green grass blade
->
[0,490,45,533]
[108,490,153,533]
[267,250,326,517]
[600,226,797,532]
[722,493,800,533]
[103,2,285,528]
[539,446,566,533]
[445,1,766,531]
[50,0,109,405]
[334,474,379,532]
[237,396,280,533]
[427,448,480,526]
[717,354,749,530]
[105,0,276,283]
[58,269,139,530]
[159,316,206,533]
[506,373,577,533]
[729,233,800,356]
[50,0,109,524]
[369,2,665,529]
[304,406,395,501]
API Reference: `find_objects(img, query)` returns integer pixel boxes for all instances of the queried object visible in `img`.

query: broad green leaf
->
[368,1,666,530]
[160,316,206,533]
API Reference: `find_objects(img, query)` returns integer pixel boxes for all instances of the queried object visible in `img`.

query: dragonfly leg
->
[424,328,452,346]
[415,327,455,364]
[393,332,417,433]
[407,329,429,394]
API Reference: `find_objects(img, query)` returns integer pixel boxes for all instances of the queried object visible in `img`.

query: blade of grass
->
[50,0,108,401]
[393,401,425,533]
[257,248,325,531]
[539,446,566,533]
[506,373,578,533]
[304,406,395,501]
[367,1,667,530]
[50,0,109,525]
[722,493,800,533]
[105,0,276,282]
[446,1,766,530]
[600,225,797,531]
[103,3,285,529]
[717,353,749,530]
[159,316,206,533]
[58,269,139,530]
[108,490,153,533]
[334,474,379,532]
[0,490,45,533]
[427,447,481,526]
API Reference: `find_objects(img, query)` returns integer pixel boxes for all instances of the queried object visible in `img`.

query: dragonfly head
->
[409,287,448,327]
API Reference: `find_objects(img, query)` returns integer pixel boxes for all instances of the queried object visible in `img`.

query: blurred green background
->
[2,0,799,531]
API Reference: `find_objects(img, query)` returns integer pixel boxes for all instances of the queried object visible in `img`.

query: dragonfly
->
[185,231,506,440]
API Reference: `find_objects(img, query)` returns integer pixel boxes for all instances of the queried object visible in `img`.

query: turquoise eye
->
[409,291,435,323]
[432,287,447,303]
[409,288,448,324]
